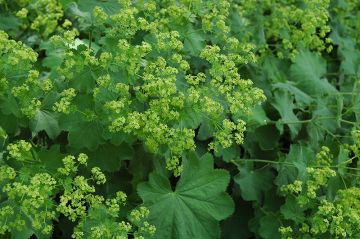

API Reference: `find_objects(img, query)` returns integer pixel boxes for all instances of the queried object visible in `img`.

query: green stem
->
[88,30,93,50]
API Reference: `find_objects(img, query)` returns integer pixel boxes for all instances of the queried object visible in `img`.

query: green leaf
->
[234,165,274,202]
[312,97,341,133]
[11,227,33,239]
[290,50,336,95]
[60,95,104,150]
[0,14,20,35]
[59,0,74,8]
[215,144,240,162]
[331,31,360,76]
[273,82,313,106]
[258,214,281,239]
[0,95,21,117]
[197,120,215,141]
[67,2,92,31]
[40,41,65,69]
[0,112,20,134]
[30,110,60,139]
[77,0,121,14]
[275,144,313,186]
[271,90,301,139]
[183,26,205,56]
[0,127,7,151]
[69,65,96,93]
[280,196,305,221]
[68,120,103,150]
[177,105,203,129]
[38,145,64,174]
[86,143,133,172]
[254,125,280,150]
[337,146,350,177]
[60,112,104,150]
[129,145,154,188]
[138,153,234,239]
[262,55,288,82]
[246,104,271,127]
[221,199,254,239]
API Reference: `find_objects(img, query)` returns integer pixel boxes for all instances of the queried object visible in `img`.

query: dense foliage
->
[0,0,359,238]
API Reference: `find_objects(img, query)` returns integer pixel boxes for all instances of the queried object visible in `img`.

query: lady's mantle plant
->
[0,0,359,239]
[0,0,265,238]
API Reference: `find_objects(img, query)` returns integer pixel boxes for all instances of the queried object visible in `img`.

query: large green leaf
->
[290,50,336,95]
[214,144,241,162]
[246,104,271,127]
[137,153,234,239]
[177,104,203,129]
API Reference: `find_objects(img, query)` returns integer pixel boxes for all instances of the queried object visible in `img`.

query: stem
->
[341,119,357,125]
[88,30,92,50]
[4,1,8,11]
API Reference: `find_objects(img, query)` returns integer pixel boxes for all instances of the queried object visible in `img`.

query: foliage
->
[0,0,359,238]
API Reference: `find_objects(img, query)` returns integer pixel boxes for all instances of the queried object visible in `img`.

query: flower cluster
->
[0,143,154,238]
[278,146,360,238]
[0,165,16,182]
[11,0,64,37]
[72,190,154,239]
[6,140,33,162]
[1,173,57,235]
[0,31,37,73]
[281,147,336,205]
[27,0,267,177]
[209,119,247,152]
[166,156,183,177]
[305,187,360,238]
[332,0,360,47]
[237,0,332,58]
[53,88,77,114]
